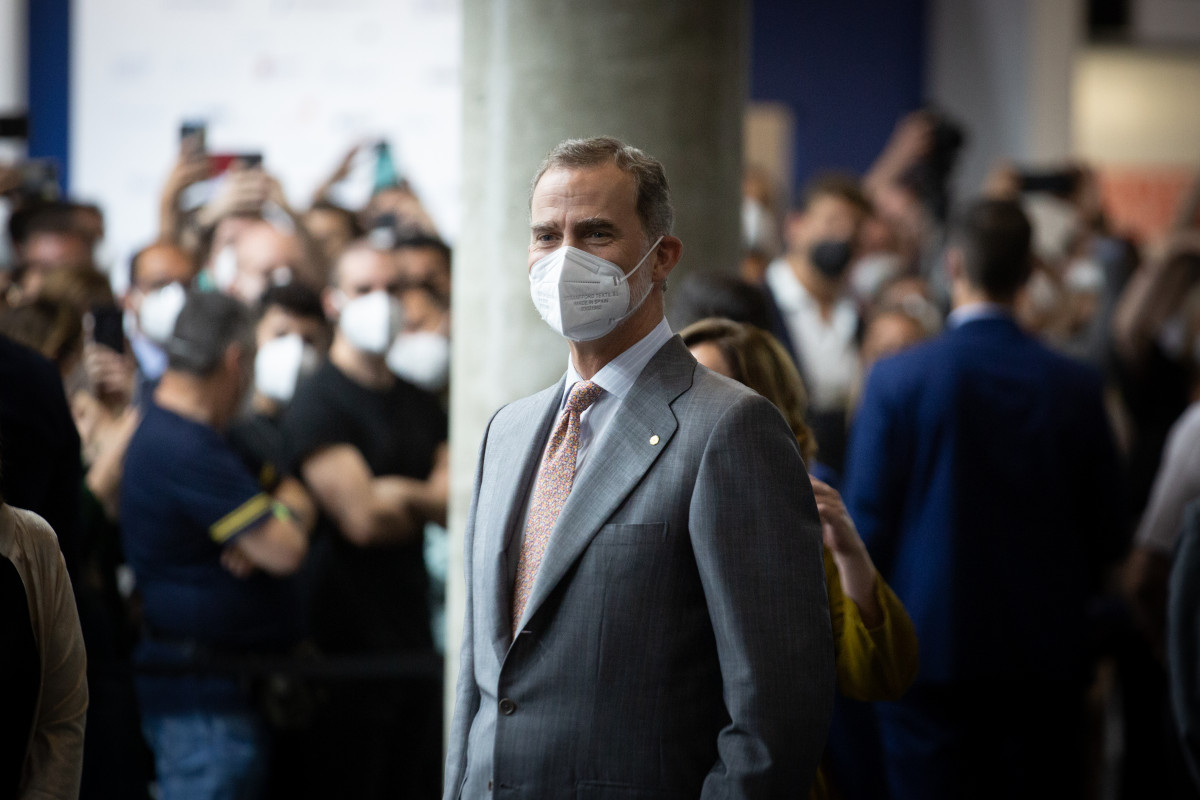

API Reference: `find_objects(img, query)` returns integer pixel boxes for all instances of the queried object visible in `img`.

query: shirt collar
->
[947,302,1011,329]
[765,258,809,313]
[561,318,673,410]
[767,257,857,317]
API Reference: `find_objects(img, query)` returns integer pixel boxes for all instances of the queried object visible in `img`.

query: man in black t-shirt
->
[279,239,448,799]
[228,283,331,490]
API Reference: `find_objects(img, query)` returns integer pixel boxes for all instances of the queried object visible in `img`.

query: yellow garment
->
[811,546,919,800]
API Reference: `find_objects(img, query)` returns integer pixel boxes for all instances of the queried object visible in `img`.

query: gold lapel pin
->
[649,434,660,446]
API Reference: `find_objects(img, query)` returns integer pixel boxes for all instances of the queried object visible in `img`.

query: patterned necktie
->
[512,380,605,633]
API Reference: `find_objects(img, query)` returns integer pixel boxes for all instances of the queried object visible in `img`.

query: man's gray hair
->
[166,291,255,376]
[530,137,675,241]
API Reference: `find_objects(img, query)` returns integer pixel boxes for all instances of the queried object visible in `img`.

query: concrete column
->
[926,0,1084,200]
[447,0,748,726]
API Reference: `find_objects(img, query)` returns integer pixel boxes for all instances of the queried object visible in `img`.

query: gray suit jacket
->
[445,336,834,799]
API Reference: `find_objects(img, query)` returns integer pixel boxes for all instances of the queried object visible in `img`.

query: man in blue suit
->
[845,198,1124,799]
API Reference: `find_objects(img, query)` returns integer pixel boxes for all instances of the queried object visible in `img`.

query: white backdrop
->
[71,0,461,287]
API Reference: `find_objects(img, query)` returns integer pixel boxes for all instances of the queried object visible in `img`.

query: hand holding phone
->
[86,304,126,354]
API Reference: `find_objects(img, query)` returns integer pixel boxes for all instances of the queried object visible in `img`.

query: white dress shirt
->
[946,301,1011,328]
[559,317,673,474]
[765,258,859,412]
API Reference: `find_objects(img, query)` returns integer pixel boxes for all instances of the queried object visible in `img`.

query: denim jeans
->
[142,711,266,800]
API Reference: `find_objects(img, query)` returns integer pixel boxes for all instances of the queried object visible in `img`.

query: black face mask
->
[809,239,853,280]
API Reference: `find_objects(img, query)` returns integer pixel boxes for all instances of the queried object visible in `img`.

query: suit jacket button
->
[499,697,517,715]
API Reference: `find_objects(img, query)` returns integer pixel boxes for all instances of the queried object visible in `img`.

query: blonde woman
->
[681,317,918,800]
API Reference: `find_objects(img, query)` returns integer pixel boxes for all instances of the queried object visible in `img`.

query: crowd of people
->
[0,104,1197,800]
[0,138,453,798]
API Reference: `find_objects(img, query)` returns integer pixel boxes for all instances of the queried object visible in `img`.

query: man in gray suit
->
[445,137,834,799]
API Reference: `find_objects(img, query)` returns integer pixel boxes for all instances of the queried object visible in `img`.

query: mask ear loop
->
[615,236,665,286]
[609,236,666,327]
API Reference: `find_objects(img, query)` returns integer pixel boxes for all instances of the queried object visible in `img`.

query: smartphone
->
[180,120,207,151]
[87,305,126,354]
[18,159,60,202]
[208,152,263,176]
[1019,169,1080,196]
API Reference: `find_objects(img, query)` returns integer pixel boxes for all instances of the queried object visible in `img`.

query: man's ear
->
[224,342,245,378]
[945,246,966,285]
[652,236,684,282]
[322,287,342,322]
[783,210,808,253]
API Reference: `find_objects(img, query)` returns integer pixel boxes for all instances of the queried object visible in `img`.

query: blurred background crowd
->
[5,101,1200,799]
[4,0,1200,798]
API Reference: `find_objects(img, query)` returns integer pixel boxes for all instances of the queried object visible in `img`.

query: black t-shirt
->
[281,360,447,654]
[228,411,284,492]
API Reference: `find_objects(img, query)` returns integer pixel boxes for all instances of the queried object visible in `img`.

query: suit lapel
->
[516,337,696,634]
[485,378,564,664]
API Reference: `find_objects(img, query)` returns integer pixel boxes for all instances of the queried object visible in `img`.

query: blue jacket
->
[845,315,1123,684]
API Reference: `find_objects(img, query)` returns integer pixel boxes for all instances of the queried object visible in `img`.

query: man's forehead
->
[531,164,637,220]
[338,247,398,282]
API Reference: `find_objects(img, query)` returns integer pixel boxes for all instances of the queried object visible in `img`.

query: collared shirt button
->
[499,697,517,715]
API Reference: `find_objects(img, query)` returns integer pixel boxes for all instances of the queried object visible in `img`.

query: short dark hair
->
[8,202,83,249]
[167,291,254,376]
[953,198,1033,302]
[531,137,674,241]
[798,172,872,216]
[257,282,326,323]
[671,274,774,333]
[395,233,451,265]
[309,200,363,236]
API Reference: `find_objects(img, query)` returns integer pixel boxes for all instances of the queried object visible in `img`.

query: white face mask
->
[387,331,450,392]
[254,333,320,404]
[337,290,404,355]
[211,245,238,293]
[529,236,663,342]
[850,253,904,301]
[1065,257,1104,294]
[741,198,778,257]
[139,282,188,345]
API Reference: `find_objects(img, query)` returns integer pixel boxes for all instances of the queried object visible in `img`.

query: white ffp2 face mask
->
[255,334,320,404]
[337,290,404,356]
[387,331,450,392]
[139,282,188,345]
[529,237,663,342]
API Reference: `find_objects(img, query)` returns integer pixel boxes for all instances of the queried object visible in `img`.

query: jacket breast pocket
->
[591,522,668,547]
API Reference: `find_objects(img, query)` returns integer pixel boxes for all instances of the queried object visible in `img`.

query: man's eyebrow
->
[573,217,616,232]
[530,222,560,236]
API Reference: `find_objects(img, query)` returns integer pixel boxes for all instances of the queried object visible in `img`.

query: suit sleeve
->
[1075,371,1127,572]
[443,412,496,800]
[689,394,835,798]
[844,365,908,577]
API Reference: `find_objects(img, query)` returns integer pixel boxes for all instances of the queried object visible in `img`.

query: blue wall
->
[750,0,926,204]
[27,0,71,192]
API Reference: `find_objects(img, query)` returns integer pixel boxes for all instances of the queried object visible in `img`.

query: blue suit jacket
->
[845,315,1123,684]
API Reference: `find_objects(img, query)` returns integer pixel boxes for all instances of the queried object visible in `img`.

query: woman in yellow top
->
[681,318,919,799]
